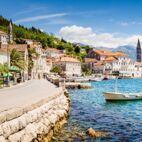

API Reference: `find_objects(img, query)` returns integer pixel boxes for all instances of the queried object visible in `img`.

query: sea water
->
[53,79,142,142]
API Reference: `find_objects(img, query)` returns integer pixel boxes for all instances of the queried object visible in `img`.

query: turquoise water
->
[54,79,142,142]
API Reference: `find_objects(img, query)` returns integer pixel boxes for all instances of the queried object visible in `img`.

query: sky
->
[1,0,142,48]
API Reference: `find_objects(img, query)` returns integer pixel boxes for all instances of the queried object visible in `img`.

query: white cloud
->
[59,25,142,48]
[120,22,128,26]
[120,21,142,27]
[15,13,68,23]
[14,7,47,16]
[45,19,70,25]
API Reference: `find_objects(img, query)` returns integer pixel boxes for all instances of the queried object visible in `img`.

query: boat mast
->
[115,77,118,93]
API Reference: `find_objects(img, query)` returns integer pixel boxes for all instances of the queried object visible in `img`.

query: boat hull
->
[103,92,142,101]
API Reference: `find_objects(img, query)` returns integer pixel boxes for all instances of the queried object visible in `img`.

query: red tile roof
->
[92,49,115,56]
[105,56,117,61]
[90,48,128,58]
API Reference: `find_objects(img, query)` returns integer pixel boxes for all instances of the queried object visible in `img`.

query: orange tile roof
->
[55,55,80,63]
[105,56,117,61]
[92,49,128,57]
[92,48,115,56]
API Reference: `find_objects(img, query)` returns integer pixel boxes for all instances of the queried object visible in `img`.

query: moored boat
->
[89,74,103,82]
[103,78,142,101]
[103,92,142,101]
[89,78,102,82]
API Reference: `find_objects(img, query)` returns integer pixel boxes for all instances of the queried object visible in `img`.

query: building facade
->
[44,48,65,58]
[0,31,8,45]
[0,48,10,65]
[54,56,81,77]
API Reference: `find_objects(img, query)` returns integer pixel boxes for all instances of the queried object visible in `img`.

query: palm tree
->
[0,63,9,74]
[27,47,39,74]
[10,48,26,70]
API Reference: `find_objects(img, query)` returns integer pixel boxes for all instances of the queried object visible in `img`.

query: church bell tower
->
[136,39,141,62]
[8,19,13,44]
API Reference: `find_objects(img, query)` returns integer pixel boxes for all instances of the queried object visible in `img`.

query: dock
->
[65,82,92,89]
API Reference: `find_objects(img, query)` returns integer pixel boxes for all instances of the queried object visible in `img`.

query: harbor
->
[52,78,142,142]
[1,0,142,142]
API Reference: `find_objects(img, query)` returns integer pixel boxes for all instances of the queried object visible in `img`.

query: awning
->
[9,66,20,71]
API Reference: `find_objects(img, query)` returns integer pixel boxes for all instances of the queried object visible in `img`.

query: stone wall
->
[0,89,70,142]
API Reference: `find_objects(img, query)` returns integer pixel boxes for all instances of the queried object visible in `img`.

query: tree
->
[27,47,38,74]
[74,46,80,53]
[0,63,8,74]
[50,66,63,75]
[10,48,25,70]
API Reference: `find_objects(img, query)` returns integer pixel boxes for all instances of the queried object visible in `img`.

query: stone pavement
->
[0,79,61,112]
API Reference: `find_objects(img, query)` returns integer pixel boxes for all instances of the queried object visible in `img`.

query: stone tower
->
[136,39,141,62]
[8,19,13,43]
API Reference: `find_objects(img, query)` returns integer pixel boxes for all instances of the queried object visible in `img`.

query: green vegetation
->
[10,48,25,70]
[27,46,38,75]
[0,15,91,61]
[50,66,63,75]
[81,64,92,76]
[0,63,9,74]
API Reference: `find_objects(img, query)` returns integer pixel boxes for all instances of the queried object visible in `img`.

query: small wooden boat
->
[103,78,142,101]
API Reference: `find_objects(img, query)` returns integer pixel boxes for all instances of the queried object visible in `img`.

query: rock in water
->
[86,128,108,138]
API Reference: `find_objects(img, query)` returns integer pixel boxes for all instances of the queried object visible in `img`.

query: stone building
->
[54,55,81,77]
[0,47,10,65]
[0,31,8,46]
[44,48,65,58]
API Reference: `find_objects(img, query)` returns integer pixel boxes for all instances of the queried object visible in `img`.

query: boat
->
[103,78,142,101]
[103,92,142,101]
[89,78,102,82]
[89,74,103,82]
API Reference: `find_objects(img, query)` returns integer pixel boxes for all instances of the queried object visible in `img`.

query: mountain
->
[112,45,136,60]
[96,45,136,60]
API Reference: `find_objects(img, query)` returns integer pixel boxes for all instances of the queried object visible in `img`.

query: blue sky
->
[1,0,142,47]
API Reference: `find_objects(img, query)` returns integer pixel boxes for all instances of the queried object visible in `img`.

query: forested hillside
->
[0,15,90,61]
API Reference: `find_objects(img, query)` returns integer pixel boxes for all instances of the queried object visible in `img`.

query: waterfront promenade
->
[0,79,60,112]
[0,79,69,142]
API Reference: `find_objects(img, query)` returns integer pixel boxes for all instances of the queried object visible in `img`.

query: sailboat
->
[103,78,142,101]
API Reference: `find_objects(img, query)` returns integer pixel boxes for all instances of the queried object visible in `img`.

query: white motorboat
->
[90,78,102,82]
[103,78,142,101]
[103,92,142,101]
[89,74,103,82]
